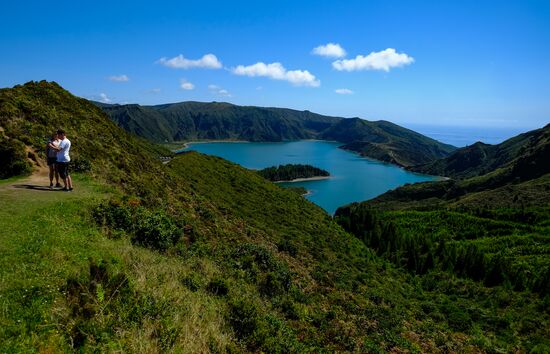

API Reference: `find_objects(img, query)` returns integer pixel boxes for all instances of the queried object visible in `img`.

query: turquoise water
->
[184,141,436,214]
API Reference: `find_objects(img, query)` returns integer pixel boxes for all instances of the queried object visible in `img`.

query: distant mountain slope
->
[346,123,550,210]
[99,101,340,142]
[324,118,456,166]
[97,101,456,167]
[409,124,550,178]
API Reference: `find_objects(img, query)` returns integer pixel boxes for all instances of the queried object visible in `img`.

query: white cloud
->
[99,93,112,103]
[158,53,222,69]
[208,84,231,97]
[332,48,414,72]
[180,79,195,90]
[312,43,346,58]
[108,74,129,82]
[232,62,320,87]
[335,88,353,94]
[150,88,161,93]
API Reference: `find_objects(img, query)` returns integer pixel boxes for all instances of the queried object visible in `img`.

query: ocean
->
[403,124,533,147]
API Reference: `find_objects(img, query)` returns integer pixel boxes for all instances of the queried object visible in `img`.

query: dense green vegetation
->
[257,163,329,182]
[1,81,549,352]
[336,204,550,293]
[334,204,550,351]
[335,123,550,351]
[97,101,456,167]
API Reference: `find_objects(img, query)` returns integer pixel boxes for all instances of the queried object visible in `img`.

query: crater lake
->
[184,141,437,214]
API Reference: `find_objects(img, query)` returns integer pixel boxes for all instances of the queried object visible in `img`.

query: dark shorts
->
[47,157,57,166]
[57,162,70,179]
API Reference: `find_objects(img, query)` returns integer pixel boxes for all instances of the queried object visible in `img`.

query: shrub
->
[132,210,181,251]
[71,157,92,172]
[181,274,202,292]
[228,299,260,338]
[258,271,290,297]
[277,239,298,257]
[442,303,472,332]
[92,199,134,231]
[232,243,292,294]
[0,136,32,178]
[93,200,181,252]
[206,277,229,296]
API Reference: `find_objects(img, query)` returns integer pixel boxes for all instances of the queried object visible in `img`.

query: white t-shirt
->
[57,138,71,162]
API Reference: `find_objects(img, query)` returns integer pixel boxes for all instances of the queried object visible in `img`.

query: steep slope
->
[2,81,548,352]
[360,123,550,210]
[325,118,456,166]
[409,124,550,178]
[98,101,456,167]
[0,81,171,198]
[333,129,550,353]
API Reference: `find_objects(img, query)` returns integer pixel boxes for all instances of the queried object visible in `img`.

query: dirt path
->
[1,166,81,198]
[5,166,49,188]
[3,166,60,192]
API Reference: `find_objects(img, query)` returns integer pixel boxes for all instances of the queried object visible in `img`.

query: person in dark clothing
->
[46,133,61,189]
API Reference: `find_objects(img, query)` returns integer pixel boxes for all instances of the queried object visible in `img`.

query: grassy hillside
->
[1,81,548,352]
[0,81,172,200]
[98,101,456,167]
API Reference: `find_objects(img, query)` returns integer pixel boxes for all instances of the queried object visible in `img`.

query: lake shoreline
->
[172,140,250,152]
[172,139,339,153]
[275,176,331,183]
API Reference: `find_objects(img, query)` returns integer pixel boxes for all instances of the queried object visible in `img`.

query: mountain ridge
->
[96,100,456,167]
[408,123,550,179]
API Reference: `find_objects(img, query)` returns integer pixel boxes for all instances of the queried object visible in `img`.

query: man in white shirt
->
[52,129,74,192]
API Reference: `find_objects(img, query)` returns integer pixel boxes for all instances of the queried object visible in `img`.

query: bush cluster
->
[0,136,32,178]
[232,243,292,296]
[71,157,92,172]
[93,199,181,252]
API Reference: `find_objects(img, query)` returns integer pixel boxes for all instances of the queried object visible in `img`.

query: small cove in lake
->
[183,140,438,214]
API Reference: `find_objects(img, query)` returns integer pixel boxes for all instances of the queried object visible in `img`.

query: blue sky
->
[1,0,549,130]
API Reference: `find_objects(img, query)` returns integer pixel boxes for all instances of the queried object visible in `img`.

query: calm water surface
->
[184,141,436,214]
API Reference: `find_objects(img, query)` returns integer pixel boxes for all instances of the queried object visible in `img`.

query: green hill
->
[334,125,550,352]
[409,124,550,179]
[1,81,548,352]
[98,101,456,167]
[361,123,550,210]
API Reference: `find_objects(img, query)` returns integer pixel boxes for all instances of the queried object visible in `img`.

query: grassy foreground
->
[0,174,232,352]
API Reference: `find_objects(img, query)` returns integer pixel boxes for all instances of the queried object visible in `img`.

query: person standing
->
[46,133,61,189]
[53,129,73,192]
